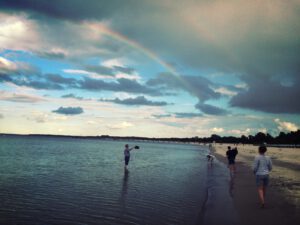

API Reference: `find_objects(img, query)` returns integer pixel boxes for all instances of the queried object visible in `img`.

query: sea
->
[0,135,237,225]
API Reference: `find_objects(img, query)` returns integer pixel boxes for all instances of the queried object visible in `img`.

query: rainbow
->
[97,24,179,76]
[93,23,198,94]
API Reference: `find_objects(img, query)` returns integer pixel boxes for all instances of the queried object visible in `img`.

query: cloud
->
[195,102,228,115]
[113,65,135,74]
[228,128,251,136]
[45,74,77,85]
[0,91,46,103]
[79,77,162,96]
[63,69,114,80]
[30,113,49,123]
[36,49,66,59]
[1,0,299,117]
[152,114,172,119]
[274,118,298,132]
[84,65,115,76]
[0,12,41,52]
[52,106,84,115]
[174,112,203,118]
[1,59,158,95]
[1,1,299,76]
[214,87,237,97]
[61,93,83,100]
[147,73,220,101]
[0,56,40,76]
[101,96,168,106]
[230,76,300,114]
[0,59,72,90]
[106,121,134,129]
[0,56,17,71]
[64,65,140,80]
[211,127,224,133]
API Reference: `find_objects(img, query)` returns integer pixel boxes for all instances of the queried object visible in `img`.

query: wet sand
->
[212,144,300,225]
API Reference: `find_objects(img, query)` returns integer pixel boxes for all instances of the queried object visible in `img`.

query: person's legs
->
[258,186,265,207]
[228,159,235,176]
[262,175,269,203]
[256,175,269,208]
[124,156,130,170]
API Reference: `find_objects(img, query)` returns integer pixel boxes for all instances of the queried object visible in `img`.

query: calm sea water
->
[0,136,237,225]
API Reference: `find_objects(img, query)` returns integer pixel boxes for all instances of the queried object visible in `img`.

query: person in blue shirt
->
[253,145,272,208]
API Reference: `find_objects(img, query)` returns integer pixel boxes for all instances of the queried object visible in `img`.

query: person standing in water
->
[253,145,272,208]
[124,144,138,170]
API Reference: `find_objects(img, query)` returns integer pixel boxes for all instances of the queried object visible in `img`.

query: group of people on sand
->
[208,143,273,209]
[124,142,272,209]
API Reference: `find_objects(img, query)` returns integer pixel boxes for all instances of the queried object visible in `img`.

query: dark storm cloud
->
[52,106,83,115]
[0,64,66,90]
[45,74,77,85]
[0,0,154,21]
[23,80,64,90]
[174,112,203,118]
[195,102,228,116]
[101,96,168,106]
[61,93,83,100]
[79,77,162,96]
[1,61,164,95]
[36,51,66,59]
[152,114,172,119]
[0,73,13,82]
[147,73,220,102]
[84,65,115,76]
[152,112,203,118]
[230,76,300,114]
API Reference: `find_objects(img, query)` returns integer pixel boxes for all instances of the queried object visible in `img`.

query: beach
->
[212,144,300,225]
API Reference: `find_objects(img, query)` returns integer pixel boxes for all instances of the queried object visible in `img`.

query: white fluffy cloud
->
[106,121,134,130]
[211,127,224,133]
[274,118,298,132]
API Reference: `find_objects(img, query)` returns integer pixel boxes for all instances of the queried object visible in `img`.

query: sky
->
[0,0,299,138]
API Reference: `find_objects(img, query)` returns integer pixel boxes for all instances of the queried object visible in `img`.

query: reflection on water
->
[121,169,129,197]
[229,175,235,197]
[0,136,214,225]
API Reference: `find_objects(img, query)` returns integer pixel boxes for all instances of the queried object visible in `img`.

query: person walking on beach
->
[206,143,214,165]
[253,145,272,208]
[124,144,138,170]
[226,146,238,174]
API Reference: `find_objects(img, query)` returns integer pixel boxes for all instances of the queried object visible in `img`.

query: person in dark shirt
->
[226,146,238,175]
[124,144,139,170]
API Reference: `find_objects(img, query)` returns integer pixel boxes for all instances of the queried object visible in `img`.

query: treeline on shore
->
[1,130,300,145]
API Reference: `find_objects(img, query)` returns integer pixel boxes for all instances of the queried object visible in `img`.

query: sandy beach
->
[212,144,300,225]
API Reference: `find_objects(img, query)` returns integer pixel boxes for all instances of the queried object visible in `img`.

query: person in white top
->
[253,145,272,208]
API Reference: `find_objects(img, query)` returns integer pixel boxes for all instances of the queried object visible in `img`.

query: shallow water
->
[0,136,236,225]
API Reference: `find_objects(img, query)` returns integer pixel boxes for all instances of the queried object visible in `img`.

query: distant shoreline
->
[1,132,300,148]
